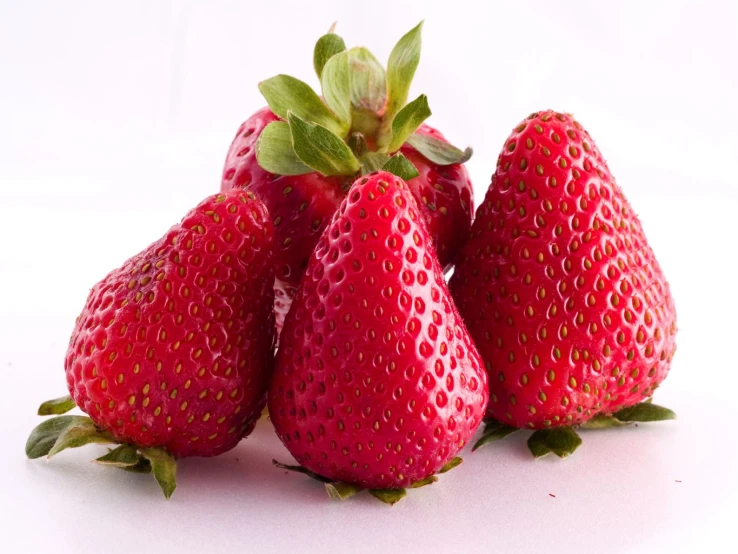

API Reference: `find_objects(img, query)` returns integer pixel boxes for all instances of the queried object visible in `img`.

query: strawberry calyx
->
[255,22,472,183]
[473,398,676,458]
[272,456,463,505]
[26,396,178,499]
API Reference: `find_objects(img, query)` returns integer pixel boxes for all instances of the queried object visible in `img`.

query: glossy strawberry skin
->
[65,190,276,457]
[221,108,473,334]
[450,111,676,430]
[401,124,474,268]
[268,172,488,489]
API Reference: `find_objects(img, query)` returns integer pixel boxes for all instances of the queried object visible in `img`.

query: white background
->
[1,1,737,552]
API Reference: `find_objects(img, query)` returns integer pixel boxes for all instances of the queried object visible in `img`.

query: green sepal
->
[361,152,390,175]
[347,47,387,113]
[369,488,407,506]
[44,416,114,458]
[120,459,153,474]
[527,427,583,459]
[256,121,312,175]
[385,94,431,152]
[313,32,346,79]
[320,51,352,130]
[613,402,676,422]
[272,459,333,483]
[407,133,473,165]
[410,475,438,488]
[26,416,90,459]
[472,419,520,451]
[325,481,362,500]
[37,395,76,416]
[94,445,142,468]
[258,75,346,136]
[288,112,361,176]
[580,414,630,429]
[438,456,463,474]
[384,21,423,121]
[139,447,177,500]
[383,153,420,181]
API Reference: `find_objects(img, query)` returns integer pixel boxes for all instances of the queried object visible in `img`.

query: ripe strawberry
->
[25,190,276,496]
[221,23,474,336]
[268,172,488,499]
[450,111,676,456]
[221,106,350,333]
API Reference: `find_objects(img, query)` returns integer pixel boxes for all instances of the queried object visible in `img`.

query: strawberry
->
[221,22,474,336]
[25,190,276,497]
[221,107,349,334]
[450,111,677,458]
[268,172,488,503]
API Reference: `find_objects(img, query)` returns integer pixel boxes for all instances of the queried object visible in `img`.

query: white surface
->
[1,1,737,553]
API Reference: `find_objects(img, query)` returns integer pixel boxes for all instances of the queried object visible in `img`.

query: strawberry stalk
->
[272,457,463,505]
[473,398,676,458]
[255,22,472,182]
[26,396,178,498]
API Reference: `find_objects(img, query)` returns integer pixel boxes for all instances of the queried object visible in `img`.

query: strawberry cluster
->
[26,24,676,503]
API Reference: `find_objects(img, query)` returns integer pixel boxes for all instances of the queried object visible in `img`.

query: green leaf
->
[382,153,420,181]
[46,417,114,457]
[580,414,630,429]
[407,133,473,165]
[272,459,333,483]
[313,32,346,79]
[320,51,351,130]
[348,47,387,113]
[37,395,75,416]
[410,475,438,488]
[369,488,407,506]
[25,415,92,459]
[385,21,423,120]
[288,112,361,176]
[613,402,676,422]
[139,447,177,500]
[527,427,583,459]
[386,94,432,152]
[438,456,463,474]
[325,481,362,500]
[361,152,390,175]
[472,420,520,451]
[258,75,346,136]
[94,445,141,468]
[255,121,312,176]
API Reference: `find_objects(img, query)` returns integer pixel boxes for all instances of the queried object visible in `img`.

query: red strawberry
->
[268,171,488,500]
[221,106,349,334]
[26,190,276,496]
[450,111,677,457]
[221,23,474,336]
